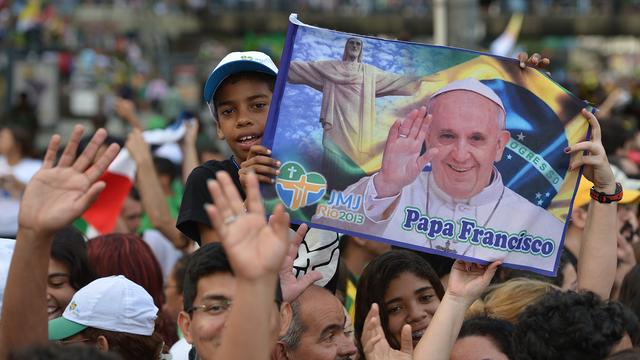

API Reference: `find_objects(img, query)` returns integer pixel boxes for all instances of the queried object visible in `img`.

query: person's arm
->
[0,126,119,358]
[413,261,499,360]
[115,98,144,130]
[287,61,325,91]
[202,170,289,360]
[181,119,200,184]
[566,109,618,299]
[126,129,189,250]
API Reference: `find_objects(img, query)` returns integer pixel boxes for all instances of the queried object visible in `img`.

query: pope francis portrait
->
[315,78,566,273]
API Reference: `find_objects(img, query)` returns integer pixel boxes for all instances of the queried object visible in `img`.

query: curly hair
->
[514,291,638,360]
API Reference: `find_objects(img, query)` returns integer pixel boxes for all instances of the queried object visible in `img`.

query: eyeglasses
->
[188,299,233,316]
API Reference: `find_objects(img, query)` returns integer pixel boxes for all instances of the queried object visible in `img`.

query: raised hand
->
[362,303,412,360]
[278,223,323,302]
[125,128,152,165]
[446,260,500,307]
[517,52,551,69]
[239,145,280,186]
[566,109,616,193]
[374,106,439,198]
[18,125,120,237]
[205,170,289,280]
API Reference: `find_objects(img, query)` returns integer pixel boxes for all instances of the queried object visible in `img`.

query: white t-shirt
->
[0,156,42,236]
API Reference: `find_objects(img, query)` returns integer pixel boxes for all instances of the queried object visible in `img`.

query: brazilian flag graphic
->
[262,15,588,277]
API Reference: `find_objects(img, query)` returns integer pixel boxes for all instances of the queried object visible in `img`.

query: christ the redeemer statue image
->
[288,37,424,190]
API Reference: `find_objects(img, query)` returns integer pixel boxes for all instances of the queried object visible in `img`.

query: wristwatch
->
[590,182,623,203]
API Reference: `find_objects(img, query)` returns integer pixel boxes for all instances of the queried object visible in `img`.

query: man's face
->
[287,290,357,359]
[345,39,362,61]
[215,77,272,162]
[120,196,142,234]
[179,272,236,354]
[428,90,509,199]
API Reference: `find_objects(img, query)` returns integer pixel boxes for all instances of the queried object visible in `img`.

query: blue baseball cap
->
[203,51,278,103]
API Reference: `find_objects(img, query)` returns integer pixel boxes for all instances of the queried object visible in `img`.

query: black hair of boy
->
[458,316,514,359]
[513,291,640,360]
[51,227,95,290]
[182,243,233,313]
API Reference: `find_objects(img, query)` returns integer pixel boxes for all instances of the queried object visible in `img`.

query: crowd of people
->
[0,42,639,360]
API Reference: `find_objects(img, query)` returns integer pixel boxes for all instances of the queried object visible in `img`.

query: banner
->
[263,14,589,276]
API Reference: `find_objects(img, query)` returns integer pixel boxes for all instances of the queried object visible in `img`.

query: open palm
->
[18,126,119,236]
[206,170,289,280]
[375,107,438,197]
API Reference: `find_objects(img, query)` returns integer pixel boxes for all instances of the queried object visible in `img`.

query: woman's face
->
[383,271,441,348]
[47,258,77,320]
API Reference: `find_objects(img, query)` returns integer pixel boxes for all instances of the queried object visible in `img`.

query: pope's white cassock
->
[288,61,421,170]
[314,167,565,273]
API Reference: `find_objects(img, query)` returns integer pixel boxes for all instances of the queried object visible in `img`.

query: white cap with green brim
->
[48,275,158,341]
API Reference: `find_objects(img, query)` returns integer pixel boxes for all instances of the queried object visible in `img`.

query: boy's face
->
[214,77,273,162]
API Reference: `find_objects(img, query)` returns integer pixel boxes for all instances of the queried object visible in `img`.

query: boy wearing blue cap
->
[178,51,281,245]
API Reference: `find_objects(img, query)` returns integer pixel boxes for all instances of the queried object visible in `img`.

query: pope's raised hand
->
[374,106,439,198]
[18,125,120,237]
[205,170,289,280]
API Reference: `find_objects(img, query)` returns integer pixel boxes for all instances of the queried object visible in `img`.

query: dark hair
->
[212,71,276,108]
[354,250,445,354]
[173,254,191,295]
[9,343,122,360]
[500,249,577,288]
[601,118,634,156]
[153,156,178,183]
[514,291,638,360]
[182,243,233,313]
[619,264,640,322]
[76,135,124,158]
[82,327,163,360]
[51,227,95,290]
[458,316,515,359]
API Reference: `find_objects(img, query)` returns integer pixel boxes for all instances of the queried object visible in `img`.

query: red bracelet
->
[590,182,623,203]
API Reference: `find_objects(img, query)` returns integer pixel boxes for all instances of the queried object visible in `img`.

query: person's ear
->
[178,311,194,344]
[96,335,109,352]
[571,206,588,229]
[216,121,225,140]
[279,302,292,338]
[273,342,290,360]
[495,130,511,162]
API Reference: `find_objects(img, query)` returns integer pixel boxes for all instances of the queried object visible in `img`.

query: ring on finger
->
[223,215,238,225]
[398,133,409,138]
